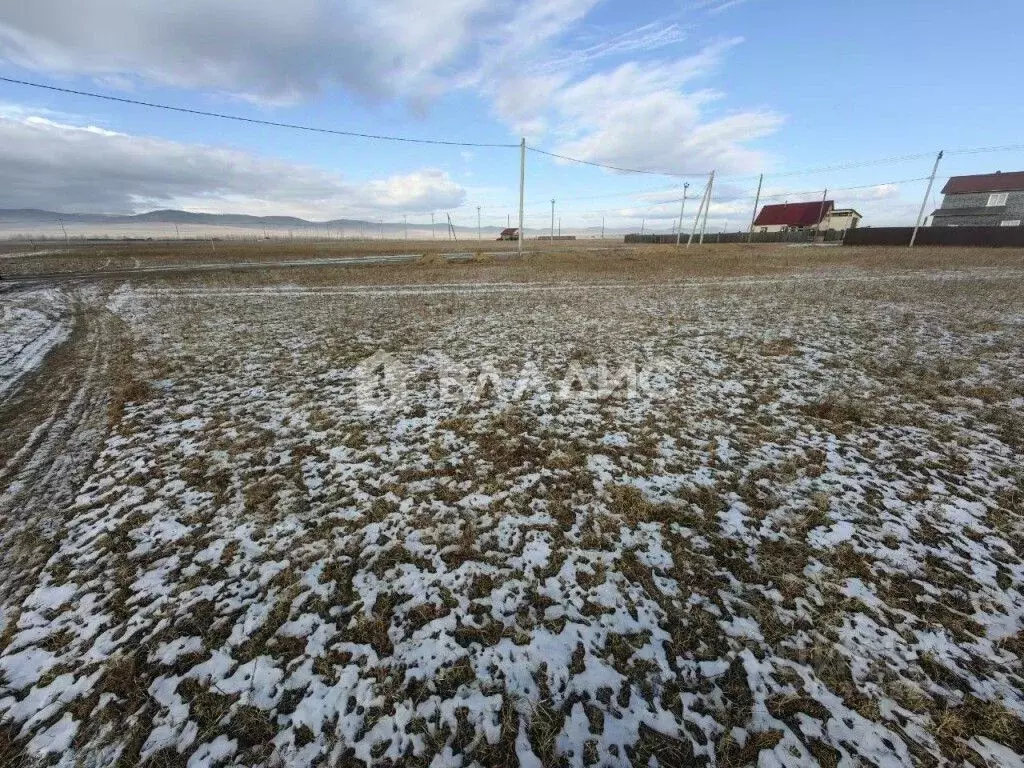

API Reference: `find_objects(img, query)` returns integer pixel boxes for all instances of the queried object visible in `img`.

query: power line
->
[755,154,936,179]
[947,143,1024,156]
[609,176,933,215]
[0,75,520,148]
[754,176,932,202]
[11,73,1024,166]
[526,145,710,177]
[525,143,948,185]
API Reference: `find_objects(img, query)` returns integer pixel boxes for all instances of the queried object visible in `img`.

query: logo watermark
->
[352,351,677,412]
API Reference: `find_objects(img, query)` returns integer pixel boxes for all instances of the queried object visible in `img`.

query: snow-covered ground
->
[1,271,1023,766]
[0,287,73,401]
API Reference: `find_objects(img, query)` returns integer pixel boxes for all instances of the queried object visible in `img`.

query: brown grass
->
[5,239,1024,284]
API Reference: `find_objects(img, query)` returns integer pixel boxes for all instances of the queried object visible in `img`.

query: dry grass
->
[4,239,1024,283]
[1,254,1023,766]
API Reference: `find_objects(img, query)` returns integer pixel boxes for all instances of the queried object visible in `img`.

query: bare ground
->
[0,249,1022,767]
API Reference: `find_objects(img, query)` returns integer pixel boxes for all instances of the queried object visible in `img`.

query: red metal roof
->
[754,201,834,227]
[941,171,1024,194]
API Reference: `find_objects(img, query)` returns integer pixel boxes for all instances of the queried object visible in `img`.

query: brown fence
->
[626,230,844,245]
[845,226,1024,247]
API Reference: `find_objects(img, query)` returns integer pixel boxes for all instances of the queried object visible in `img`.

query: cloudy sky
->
[1,0,1024,228]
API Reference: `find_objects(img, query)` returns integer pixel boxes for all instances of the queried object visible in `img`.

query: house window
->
[987,192,1009,207]
[1000,220,1021,227]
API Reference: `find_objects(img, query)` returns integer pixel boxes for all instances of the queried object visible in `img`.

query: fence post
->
[910,150,944,248]
[518,138,526,256]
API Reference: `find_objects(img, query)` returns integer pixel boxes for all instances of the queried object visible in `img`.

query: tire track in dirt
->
[0,292,128,608]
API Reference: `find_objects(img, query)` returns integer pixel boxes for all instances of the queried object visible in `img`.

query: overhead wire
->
[0,75,520,148]
[525,146,710,177]
[10,75,1024,166]
[602,176,933,217]
[9,74,1024,227]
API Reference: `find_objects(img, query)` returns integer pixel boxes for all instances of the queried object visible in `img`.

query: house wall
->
[822,212,861,231]
[934,191,1024,226]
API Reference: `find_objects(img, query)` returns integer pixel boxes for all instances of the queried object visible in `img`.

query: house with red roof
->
[931,171,1024,227]
[753,201,862,233]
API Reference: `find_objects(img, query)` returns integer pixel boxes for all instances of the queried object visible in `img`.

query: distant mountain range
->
[0,208,409,229]
[0,208,625,237]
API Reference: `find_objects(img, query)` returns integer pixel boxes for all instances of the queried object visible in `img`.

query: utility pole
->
[59,218,69,251]
[601,216,605,239]
[431,212,435,240]
[550,199,555,239]
[379,218,384,240]
[699,171,716,245]
[518,138,525,256]
[675,182,690,246]
[748,174,763,243]
[640,218,645,236]
[477,206,481,240]
[816,189,829,237]
[688,178,711,247]
[175,223,180,240]
[911,150,944,248]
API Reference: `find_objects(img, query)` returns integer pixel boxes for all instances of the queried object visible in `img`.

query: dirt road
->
[0,288,127,608]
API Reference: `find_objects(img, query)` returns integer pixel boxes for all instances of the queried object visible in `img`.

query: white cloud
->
[0,0,498,104]
[691,0,757,15]
[0,113,466,216]
[0,0,784,198]
[842,183,902,202]
[529,40,783,175]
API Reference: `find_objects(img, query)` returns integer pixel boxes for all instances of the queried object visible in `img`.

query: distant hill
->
[0,208,638,238]
[0,208,360,228]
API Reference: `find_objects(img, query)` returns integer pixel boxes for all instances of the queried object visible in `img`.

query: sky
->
[1,0,1024,231]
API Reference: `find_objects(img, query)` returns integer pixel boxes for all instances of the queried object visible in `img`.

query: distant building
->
[752,201,860,233]
[822,208,863,231]
[497,227,520,241]
[932,171,1024,227]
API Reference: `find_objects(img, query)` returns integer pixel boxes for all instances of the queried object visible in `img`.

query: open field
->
[1,248,1023,766]
[4,239,1024,282]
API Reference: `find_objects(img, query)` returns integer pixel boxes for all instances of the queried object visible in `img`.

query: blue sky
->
[1,0,1023,230]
